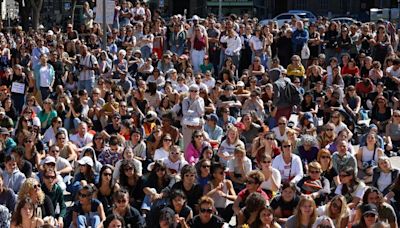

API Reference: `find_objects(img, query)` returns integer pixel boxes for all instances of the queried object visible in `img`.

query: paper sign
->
[11,82,25,94]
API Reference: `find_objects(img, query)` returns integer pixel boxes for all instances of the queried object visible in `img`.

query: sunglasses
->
[200,208,213,214]
[44,175,56,180]
[261,160,272,164]
[163,138,172,142]
[326,128,334,131]
[79,193,90,198]
[282,145,291,148]
[265,137,274,140]
[189,90,198,92]
[103,173,112,176]
[33,184,41,189]
[117,199,127,204]
[246,179,256,185]
[195,135,203,138]
[202,165,211,168]
[124,167,134,171]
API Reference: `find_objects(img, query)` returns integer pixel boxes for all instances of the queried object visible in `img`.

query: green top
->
[37,110,57,130]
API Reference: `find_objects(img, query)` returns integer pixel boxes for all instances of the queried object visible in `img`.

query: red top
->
[193,36,206,50]
[341,66,360,77]
[238,188,270,203]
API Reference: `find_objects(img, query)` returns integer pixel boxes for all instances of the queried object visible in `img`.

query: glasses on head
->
[200,208,213,214]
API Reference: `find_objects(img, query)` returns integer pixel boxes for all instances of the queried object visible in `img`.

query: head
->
[18,178,45,204]
[363,187,383,206]
[113,188,130,211]
[12,197,36,225]
[99,165,114,187]
[317,149,332,168]
[295,195,317,223]
[181,165,197,185]
[281,182,297,202]
[198,196,215,223]
[328,195,348,217]
[170,189,187,211]
[246,170,265,191]
[78,185,95,204]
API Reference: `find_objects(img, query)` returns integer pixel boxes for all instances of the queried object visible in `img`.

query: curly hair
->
[18,178,45,204]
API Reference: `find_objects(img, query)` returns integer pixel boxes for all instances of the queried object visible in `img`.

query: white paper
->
[11,82,25,94]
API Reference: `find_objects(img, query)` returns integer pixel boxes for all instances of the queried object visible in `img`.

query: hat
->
[145,111,157,122]
[206,113,218,122]
[225,85,234,90]
[189,84,199,91]
[43,156,56,165]
[77,156,94,167]
[362,204,378,216]
[38,25,45,30]
[134,49,142,55]
[303,112,313,123]
[237,81,245,87]
[234,122,245,130]
[47,30,54,36]
[369,124,378,130]
[0,127,10,135]
[179,54,189,60]
[113,113,121,119]
[32,118,41,127]
[0,107,5,115]
[192,15,200,21]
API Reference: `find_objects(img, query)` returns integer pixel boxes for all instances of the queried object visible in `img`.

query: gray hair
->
[301,134,317,146]
[312,216,335,228]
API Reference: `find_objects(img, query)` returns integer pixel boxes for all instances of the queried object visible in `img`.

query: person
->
[67,156,99,197]
[316,195,350,228]
[0,173,16,212]
[103,214,125,228]
[2,154,26,193]
[335,167,366,209]
[229,145,252,193]
[185,196,225,228]
[259,153,281,197]
[317,149,340,192]
[107,189,146,228]
[94,165,119,212]
[118,159,144,208]
[352,203,380,228]
[272,140,304,184]
[332,140,358,175]
[184,130,211,166]
[33,54,55,100]
[250,205,280,228]
[356,132,384,183]
[237,192,268,227]
[11,197,44,228]
[372,156,399,195]
[71,185,105,228]
[286,195,317,228]
[77,45,98,94]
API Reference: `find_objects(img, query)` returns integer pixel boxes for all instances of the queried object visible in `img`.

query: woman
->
[296,112,316,137]
[317,195,350,228]
[196,159,211,189]
[334,167,366,209]
[118,159,145,208]
[251,205,280,228]
[4,97,17,120]
[343,85,361,122]
[94,165,119,212]
[372,156,399,195]
[218,125,245,166]
[181,84,205,149]
[328,111,353,141]
[18,177,54,219]
[297,135,319,166]
[11,197,44,228]
[190,25,208,73]
[37,98,58,133]
[23,134,41,172]
[296,162,330,206]
[373,25,390,65]
[286,195,318,228]
[204,162,236,222]
[248,57,265,80]
[317,149,340,190]
[249,29,265,62]
[157,54,174,74]
[270,182,299,225]
[272,140,304,184]
[371,96,392,134]
[251,131,280,162]
[171,165,203,213]
[184,130,211,166]
[42,117,68,145]
[259,154,281,198]
[91,132,106,157]
[107,189,145,228]
[341,59,360,87]
[326,129,355,155]
[113,146,143,182]
[356,132,384,183]
[237,192,267,227]
[286,55,305,83]
[103,214,125,228]
[154,134,173,161]
[0,173,17,211]
[113,50,128,79]
[199,87,215,115]
[352,204,379,228]
[229,145,253,193]
[385,110,400,151]
[299,93,318,117]
[67,156,99,197]
[142,161,173,212]
[71,185,106,228]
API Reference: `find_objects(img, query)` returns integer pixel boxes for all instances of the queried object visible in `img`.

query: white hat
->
[192,15,200,21]
[32,118,41,127]
[43,156,56,164]
[47,30,54,36]
[237,81,245,87]
[38,25,45,30]
[189,84,199,91]
[77,156,94,167]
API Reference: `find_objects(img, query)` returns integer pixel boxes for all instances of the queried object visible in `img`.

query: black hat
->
[362,204,378,216]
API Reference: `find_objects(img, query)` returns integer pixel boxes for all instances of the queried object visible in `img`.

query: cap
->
[206,113,218,122]
[192,15,200,21]
[77,156,94,167]
[234,122,245,130]
[225,85,234,90]
[47,30,54,36]
[0,127,10,135]
[113,113,121,119]
[179,54,189,60]
[134,49,142,55]
[237,81,245,87]
[303,112,313,123]
[145,111,157,122]
[369,124,378,130]
[189,84,199,91]
[362,204,378,216]
[43,156,56,165]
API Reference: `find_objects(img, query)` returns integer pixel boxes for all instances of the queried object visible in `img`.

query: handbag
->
[301,43,310,59]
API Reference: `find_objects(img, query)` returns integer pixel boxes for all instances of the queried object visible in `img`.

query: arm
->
[232,195,242,215]
[97,203,106,224]
[356,147,363,170]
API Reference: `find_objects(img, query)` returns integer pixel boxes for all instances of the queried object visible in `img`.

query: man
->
[2,155,26,193]
[204,114,223,149]
[10,146,32,178]
[0,108,13,130]
[161,111,180,144]
[291,21,309,56]
[98,135,122,166]
[78,45,98,93]
[217,85,241,118]
[386,58,400,89]
[207,19,221,76]
[185,196,225,228]
[220,23,241,69]
[169,23,186,55]
[273,71,302,120]
[48,51,64,91]
[161,145,188,176]
[70,122,93,149]
[31,39,49,69]
[41,169,66,228]
[46,145,73,177]
[10,64,28,113]
[332,140,358,175]
[34,53,55,100]
[0,127,16,158]
[103,113,122,135]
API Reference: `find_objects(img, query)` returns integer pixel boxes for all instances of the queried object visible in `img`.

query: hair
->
[326,195,348,227]
[180,164,197,181]
[169,189,187,207]
[225,126,239,145]
[18,178,45,204]
[340,167,360,196]
[119,160,139,188]
[148,161,170,189]
[317,149,333,170]
[11,197,37,226]
[247,170,265,185]
[245,192,267,213]
[103,214,125,228]
[311,216,335,228]
[362,186,383,205]
[294,195,317,228]
[190,130,204,145]
[97,164,114,189]
[308,161,322,173]
[198,195,214,207]
[251,205,277,228]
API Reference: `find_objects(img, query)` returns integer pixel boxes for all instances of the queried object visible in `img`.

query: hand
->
[58,218,64,228]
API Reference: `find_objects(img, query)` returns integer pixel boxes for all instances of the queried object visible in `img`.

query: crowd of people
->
[1,0,400,227]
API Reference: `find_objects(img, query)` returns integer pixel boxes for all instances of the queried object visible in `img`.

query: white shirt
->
[203,77,216,91]
[271,127,288,143]
[79,54,98,81]
[272,154,304,184]
[70,133,93,148]
[154,148,170,161]
[220,33,242,56]
[249,36,263,51]
[228,156,252,174]
[161,157,188,174]
[386,65,400,78]
[39,65,51,87]
[260,168,282,191]
[335,182,366,199]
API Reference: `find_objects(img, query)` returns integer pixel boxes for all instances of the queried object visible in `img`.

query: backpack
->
[284,80,302,106]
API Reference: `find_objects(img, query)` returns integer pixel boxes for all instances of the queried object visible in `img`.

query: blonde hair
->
[326,195,348,227]
[317,149,333,170]
[18,178,45,204]
[294,195,317,228]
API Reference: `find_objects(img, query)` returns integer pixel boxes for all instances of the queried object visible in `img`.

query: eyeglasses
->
[202,165,211,168]
[44,175,56,180]
[163,138,172,142]
[195,135,203,138]
[33,184,41,189]
[265,137,274,140]
[79,193,90,198]
[103,173,112,176]
[189,90,198,93]
[117,199,127,204]
[200,208,213,214]
[246,179,256,185]
[326,128,334,131]
[113,117,121,120]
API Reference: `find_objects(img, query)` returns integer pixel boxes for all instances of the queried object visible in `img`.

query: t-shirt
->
[270,195,299,219]
[188,215,225,228]
[171,181,203,210]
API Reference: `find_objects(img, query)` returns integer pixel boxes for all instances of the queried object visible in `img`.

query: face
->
[338,142,347,154]
[102,168,113,182]
[115,195,129,210]
[367,192,380,205]
[183,172,196,185]
[44,171,56,187]
[199,203,213,222]
[300,201,314,216]
[172,196,185,210]
[364,213,377,226]
[281,187,295,202]
[282,142,292,154]
[246,177,259,191]
[108,219,123,228]
[228,130,236,141]
[260,208,274,225]
[6,160,16,171]
[339,172,352,184]
[124,165,135,177]
[21,203,34,218]
[379,159,390,170]
[330,199,342,214]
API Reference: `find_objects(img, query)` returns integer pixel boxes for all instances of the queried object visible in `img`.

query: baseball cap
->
[206,114,218,122]
[43,156,56,165]
[362,204,378,216]
[77,156,94,167]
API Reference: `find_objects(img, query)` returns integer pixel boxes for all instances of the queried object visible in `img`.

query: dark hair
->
[109,135,120,146]
[12,197,36,226]
[210,162,225,179]
[119,160,138,188]
[11,146,25,157]
[103,214,125,228]
[97,164,114,189]
[190,130,203,145]
[245,192,267,213]
[169,189,187,207]
[362,187,383,204]
[340,167,359,196]
[148,161,169,189]
[5,154,16,163]
[113,188,129,202]
[180,165,197,181]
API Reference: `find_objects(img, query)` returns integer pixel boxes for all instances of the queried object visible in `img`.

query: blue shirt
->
[204,124,224,142]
